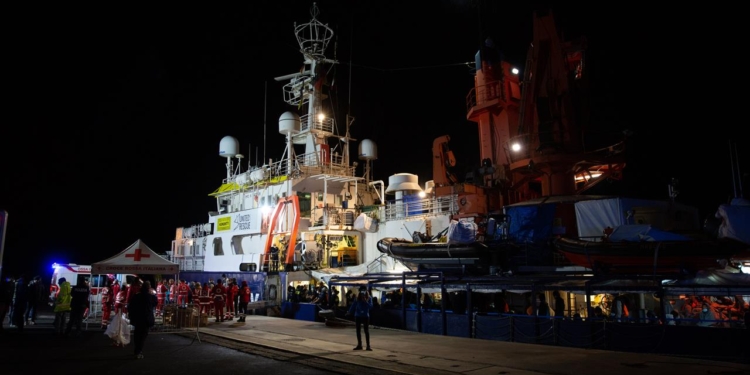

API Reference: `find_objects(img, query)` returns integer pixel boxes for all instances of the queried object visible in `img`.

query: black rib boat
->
[376,237,489,267]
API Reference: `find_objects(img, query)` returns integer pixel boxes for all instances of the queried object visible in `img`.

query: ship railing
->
[282,76,310,106]
[310,205,357,228]
[466,79,505,112]
[221,152,354,190]
[176,257,204,272]
[383,195,458,221]
[294,151,355,177]
[259,253,283,273]
[299,113,335,135]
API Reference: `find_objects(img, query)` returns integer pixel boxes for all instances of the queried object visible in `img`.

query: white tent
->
[92,239,179,275]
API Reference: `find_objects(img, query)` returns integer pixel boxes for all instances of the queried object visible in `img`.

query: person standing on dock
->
[346,286,373,351]
[128,280,157,359]
[211,279,227,322]
[237,280,250,322]
[65,278,90,337]
[53,277,71,335]
[100,279,113,330]
[552,291,565,318]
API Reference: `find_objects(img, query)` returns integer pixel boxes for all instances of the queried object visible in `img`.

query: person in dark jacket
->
[552,290,565,318]
[346,286,374,351]
[128,281,157,359]
[25,276,45,325]
[65,279,90,336]
[11,274,28,331]
[0,277,14,332]
[535,293,550,317]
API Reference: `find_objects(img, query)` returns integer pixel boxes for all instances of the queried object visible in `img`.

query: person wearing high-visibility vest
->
[53,277,72,336]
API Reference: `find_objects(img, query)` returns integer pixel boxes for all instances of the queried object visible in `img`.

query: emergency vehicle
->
[50,263,136,304]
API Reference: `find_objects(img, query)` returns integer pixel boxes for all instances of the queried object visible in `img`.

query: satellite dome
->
[358,139,378,160]
[279,111,301,135]
[219,136,239,158]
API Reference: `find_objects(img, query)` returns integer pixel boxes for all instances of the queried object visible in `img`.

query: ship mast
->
[274,2,336,168]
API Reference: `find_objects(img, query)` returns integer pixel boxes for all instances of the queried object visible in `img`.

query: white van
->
[50,263,136,304]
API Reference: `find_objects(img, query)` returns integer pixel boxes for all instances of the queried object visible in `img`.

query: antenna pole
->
[729,140,737,198]
[731,141,744,198]
[263,80,268,166]
[344,13,354,172]
[348,18,353,110]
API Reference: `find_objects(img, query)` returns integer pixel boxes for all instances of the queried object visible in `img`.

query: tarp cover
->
[92,239,179,274]
[662,268,750,295]
[715,198,750,245]
[506,203,555,243]
[575,198,700,238]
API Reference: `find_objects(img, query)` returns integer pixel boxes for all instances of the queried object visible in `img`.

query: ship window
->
[298,192,311,217]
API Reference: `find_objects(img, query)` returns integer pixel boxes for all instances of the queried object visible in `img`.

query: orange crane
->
[261,195,300,272]
[464,9,626,207]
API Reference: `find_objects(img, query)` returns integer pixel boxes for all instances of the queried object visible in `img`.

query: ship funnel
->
[385,173,423,194]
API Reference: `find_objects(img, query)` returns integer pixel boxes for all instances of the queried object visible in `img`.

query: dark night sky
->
[2,1,746,281]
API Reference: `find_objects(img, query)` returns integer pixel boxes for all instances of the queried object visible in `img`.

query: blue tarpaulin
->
[506,204,555,243]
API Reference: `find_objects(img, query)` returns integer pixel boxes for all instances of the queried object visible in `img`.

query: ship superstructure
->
[171,4,461,292]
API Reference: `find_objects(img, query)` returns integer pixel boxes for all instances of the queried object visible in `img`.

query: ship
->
[171,3,463,302]
[170,3,747,308]
[160,5,750,361]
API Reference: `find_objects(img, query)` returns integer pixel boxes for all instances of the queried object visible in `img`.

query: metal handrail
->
[383,195,458,221]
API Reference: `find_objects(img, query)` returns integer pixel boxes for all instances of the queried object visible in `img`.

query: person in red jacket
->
[167,279,176,304]
[232,278,241,316]
[114,285,128,315]
[225,280,237,321]
[100,279,113,330]
[210,279,227,322]
[176,280,189,307]
[237,280,251,322]
[155,280,167,316]
[111,279,120,303]
[198,282,211,316]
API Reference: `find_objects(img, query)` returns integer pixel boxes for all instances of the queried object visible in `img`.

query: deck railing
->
[383,195,458,221]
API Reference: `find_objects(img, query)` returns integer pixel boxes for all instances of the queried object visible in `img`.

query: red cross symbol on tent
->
[125,248,151,262]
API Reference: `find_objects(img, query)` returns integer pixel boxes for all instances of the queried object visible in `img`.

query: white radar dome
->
[358,139,378,160]
[279,111,301,135]
[385,173,423,194]
[219,136,239,158]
